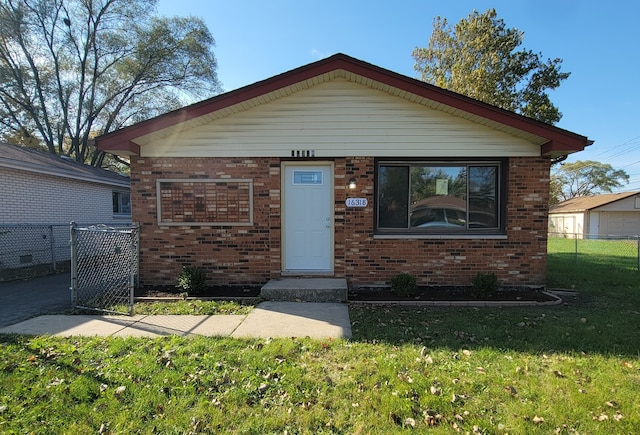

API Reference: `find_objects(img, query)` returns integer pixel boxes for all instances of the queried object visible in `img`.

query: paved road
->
[0,273,72,328]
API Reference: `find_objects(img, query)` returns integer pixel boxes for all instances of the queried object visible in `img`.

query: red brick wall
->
[131,156,549,288]
[339,157,550,287]
[131,157,282,287]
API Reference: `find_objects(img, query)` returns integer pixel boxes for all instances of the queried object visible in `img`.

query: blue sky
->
[157,0,640,191]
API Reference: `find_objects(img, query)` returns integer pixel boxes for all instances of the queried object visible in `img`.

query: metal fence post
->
[134,223,140,289]
[49,225,57,272]
[128,228,135,316]
[69,222,77,304]
[637,236,640,271]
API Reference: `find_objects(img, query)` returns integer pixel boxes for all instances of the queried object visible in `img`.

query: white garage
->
[549,191,640,238]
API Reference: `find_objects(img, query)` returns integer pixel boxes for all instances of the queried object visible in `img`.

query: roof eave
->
[0,158,130,188]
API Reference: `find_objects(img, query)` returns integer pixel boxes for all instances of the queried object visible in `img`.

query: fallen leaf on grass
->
[505,385,518,396]
[613,412,624,421]
[46,378,65,388]
[404,417,416,428]
[532,415,545,424]
[552,370,565,378]
[606,400,619,408]
[594,414,608,421]
[424,409,443,426]
[430,385,441,396]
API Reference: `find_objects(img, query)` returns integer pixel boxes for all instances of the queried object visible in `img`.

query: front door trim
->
[281,161,334,274]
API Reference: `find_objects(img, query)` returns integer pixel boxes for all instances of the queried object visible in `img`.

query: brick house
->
[97,54,591,289]
[0,142,130,279]
[0,142,130,225]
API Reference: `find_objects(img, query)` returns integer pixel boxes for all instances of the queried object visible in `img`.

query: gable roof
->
[0,142,129,188]
[550,191,640,213]
[97,53,592,157]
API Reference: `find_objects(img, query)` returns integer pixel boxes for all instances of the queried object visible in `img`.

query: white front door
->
[283,164,333,272]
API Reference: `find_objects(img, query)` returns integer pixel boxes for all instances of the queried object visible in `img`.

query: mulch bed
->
[139,285,556,303]
[348,286,556,302]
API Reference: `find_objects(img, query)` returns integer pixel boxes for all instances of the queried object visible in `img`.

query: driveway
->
[0,273,72,328]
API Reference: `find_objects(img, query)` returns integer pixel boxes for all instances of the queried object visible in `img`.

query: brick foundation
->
[131,156,549,288]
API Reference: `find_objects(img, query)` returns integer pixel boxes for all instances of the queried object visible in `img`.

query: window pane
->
[410,166,467,229]
[378,166,409,228]
[469,166,498,228]
[293,171,322,185]
[120,193,131,214]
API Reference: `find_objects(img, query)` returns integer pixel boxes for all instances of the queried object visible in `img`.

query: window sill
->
[373,233,507,240]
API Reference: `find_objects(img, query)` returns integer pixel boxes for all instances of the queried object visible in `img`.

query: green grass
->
[100,299,254,316]
[132,300,254,316]
[1,246,639,433]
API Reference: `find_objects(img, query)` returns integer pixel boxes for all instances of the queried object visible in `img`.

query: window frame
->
[112,190,131,217]
[375,159,506,236]
[156,178,254,227]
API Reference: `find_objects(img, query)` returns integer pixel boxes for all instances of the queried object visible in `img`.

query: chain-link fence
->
[548,232,640,271]
[70,222,139,315]
[0,224,70,281]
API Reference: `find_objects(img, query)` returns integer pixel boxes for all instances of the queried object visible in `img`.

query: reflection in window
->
[410,166,467,229]
[378,166,408,228]
[293,171,323,185]
[377,162,502,233]
[113,191,131,216]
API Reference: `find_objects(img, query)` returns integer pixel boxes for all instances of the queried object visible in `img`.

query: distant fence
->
[0,224,70,281]
[548,232,640,271]
[0,223,134,281]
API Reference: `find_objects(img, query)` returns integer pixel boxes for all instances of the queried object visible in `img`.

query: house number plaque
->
[345,198,368,208]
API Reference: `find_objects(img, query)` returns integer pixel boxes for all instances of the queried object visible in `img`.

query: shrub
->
[176,266,207,295]
[471,272,499,299]
[390,273,417,296]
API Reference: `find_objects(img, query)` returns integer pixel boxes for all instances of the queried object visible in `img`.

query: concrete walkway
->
[0,301,352,339]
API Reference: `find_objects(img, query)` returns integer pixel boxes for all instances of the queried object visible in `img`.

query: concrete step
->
[260,278,348,303]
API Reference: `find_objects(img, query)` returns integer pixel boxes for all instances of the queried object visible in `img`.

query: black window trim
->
[112,190,131,217]
[374,158,507,236]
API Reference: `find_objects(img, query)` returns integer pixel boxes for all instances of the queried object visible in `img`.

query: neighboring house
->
[549,191,640,238]
[0,142,130,225]
[0,142,130,280]
[97,53,591,288]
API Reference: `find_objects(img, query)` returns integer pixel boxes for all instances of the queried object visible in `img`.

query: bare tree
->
[0,0,221,165]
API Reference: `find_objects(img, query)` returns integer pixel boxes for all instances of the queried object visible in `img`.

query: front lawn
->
[1,246,639,433]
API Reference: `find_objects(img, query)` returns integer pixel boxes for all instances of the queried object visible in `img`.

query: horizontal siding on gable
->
[143,79,541,158]
[594,196,640,212]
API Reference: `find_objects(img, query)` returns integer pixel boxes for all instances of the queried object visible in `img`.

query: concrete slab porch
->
[260,278,348,302]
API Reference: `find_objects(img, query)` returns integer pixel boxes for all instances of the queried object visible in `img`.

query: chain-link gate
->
[70,222,139,315]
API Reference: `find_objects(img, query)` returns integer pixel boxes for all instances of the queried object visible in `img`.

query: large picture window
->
[377,161,503,234]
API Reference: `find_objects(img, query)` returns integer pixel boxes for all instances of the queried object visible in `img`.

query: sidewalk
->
[0,301,352,339]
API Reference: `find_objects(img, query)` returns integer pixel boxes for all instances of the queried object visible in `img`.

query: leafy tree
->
[0,0,221,166]
[550,160,630,204]
[413,8,569,124]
